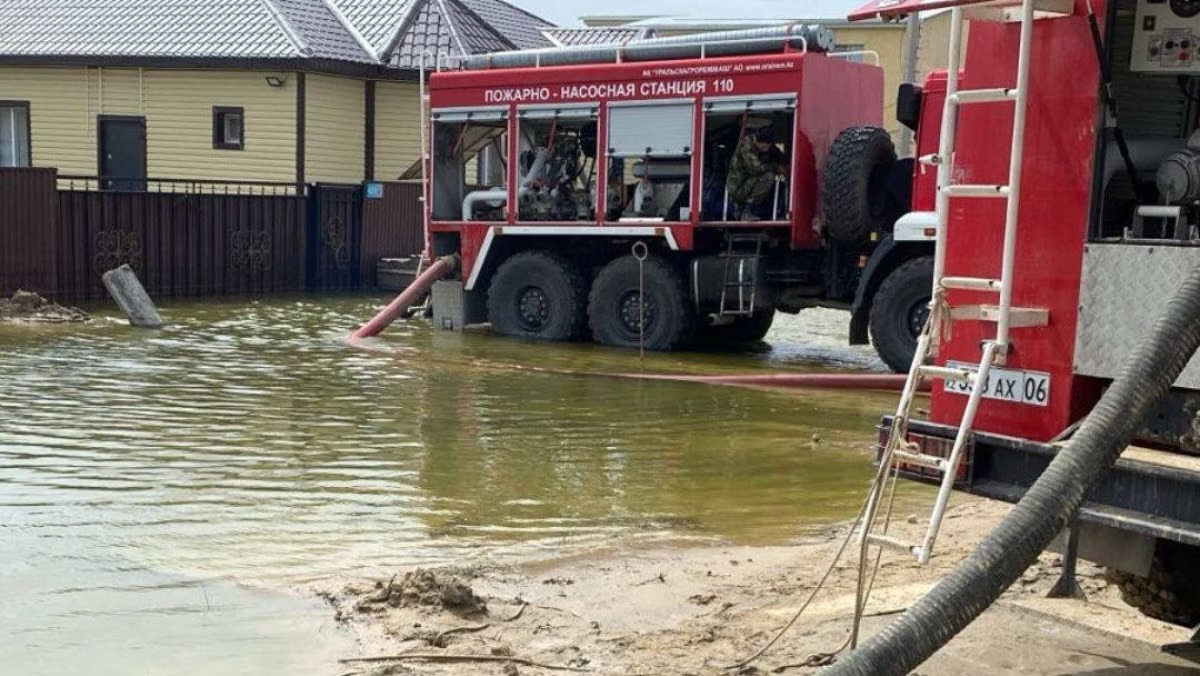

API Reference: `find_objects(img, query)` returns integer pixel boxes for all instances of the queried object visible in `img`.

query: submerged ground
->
[0,296,905,675]
[3,295,1194,675]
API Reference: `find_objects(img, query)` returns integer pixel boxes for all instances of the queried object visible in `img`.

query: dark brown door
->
[98,116,146,190]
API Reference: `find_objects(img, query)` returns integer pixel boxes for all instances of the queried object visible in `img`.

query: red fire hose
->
[610,372,923,392]
[349,255,457,341]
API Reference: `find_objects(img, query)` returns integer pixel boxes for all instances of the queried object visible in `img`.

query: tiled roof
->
[0,0,554,68]
[542,27,652,47]
[0,0,306,59]
[273,0,375,61]
[386,0,512,69]
[457,0,552,49]
[333,0,410,54]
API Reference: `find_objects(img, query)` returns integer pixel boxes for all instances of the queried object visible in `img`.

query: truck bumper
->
[879,417,1200,572]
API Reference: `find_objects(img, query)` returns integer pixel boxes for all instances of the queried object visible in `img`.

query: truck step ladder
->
[719,233,766,317]
[859,0,1051,566]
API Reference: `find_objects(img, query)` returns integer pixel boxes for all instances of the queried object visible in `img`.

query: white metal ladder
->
[858,0,1056,566]
[719,233,766,317]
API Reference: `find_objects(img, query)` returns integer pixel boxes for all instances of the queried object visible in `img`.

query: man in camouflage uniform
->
[725,126,787,220]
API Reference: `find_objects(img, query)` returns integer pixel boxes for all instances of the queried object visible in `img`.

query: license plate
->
[942,361,1050,407]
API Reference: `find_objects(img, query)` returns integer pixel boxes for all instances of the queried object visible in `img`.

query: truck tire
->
[822,126,898,247]
[869,256,933,373]
[1106,540,1200,627]
[487,251,587,341]
[589,255,694,350]
[699,309,776,346]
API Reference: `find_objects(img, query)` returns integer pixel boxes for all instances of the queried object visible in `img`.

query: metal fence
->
[0,168,60,297]
[0,170,424,302]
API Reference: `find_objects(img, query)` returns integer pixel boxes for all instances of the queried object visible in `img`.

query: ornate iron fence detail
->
[323,214,349,270]
[94,229,141,273]
[229,229,273,273]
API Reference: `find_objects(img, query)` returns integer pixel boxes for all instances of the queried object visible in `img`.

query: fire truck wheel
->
[698,309,776,346]
[487,251,587,341]
[1106,540,1200,627]
[869,256,933,373]
[822,126,898,247]
[588,255,694,350]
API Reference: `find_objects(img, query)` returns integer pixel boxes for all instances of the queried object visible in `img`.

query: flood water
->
[0,295,902,675]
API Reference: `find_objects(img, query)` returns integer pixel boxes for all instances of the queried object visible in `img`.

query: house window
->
[0,102,30,167]
[213,106,244,150]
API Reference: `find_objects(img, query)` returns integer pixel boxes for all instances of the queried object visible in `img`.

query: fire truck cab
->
[853,0,1200,629]
[421,27,933,370]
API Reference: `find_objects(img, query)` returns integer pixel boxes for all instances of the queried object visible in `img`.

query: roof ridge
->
[259,0,315,57]
[540,28,565,47]
[318,0,379,60]
[379,0,425,64]
[434,0,468,56]
[469,0,553,29]
[443,0,517,53]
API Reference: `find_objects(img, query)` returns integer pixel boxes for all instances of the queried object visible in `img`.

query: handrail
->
[461,24,832,71]
[829,50,882,66]
[510,34,810,69]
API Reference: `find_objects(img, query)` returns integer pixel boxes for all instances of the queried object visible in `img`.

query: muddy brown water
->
[0,295,915,675]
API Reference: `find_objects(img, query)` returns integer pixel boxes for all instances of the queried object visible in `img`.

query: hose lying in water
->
[611,372,926,393]
[824,263,1200,676]
[349,255,457,341]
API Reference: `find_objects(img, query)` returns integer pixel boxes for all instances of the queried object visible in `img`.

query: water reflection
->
[0,296,899,675]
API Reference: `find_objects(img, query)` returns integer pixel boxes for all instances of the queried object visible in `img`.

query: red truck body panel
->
[920,3,1106,441]
[426,52,884,285]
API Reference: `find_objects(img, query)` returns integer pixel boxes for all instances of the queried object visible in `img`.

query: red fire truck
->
[420,27,935,371]
[852,0,1200,629]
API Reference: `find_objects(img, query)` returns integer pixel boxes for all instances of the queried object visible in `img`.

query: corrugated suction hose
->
[825,261,1200,676]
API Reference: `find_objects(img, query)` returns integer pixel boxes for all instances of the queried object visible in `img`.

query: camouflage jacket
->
[725,136,786,203]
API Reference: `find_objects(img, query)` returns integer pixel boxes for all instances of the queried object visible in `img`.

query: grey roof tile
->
[331,0,409,54]
[0,0,303,59]
[385,0,549,69]
[457,0,550,49]
[542,27,651,46]
[0,0,554,68]
[272,0,375,60]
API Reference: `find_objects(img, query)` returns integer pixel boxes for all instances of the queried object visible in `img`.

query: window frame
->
[0,100,32,167]
[212,106,245,151]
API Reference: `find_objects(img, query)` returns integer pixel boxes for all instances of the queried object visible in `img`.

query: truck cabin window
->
[431,112,507,221]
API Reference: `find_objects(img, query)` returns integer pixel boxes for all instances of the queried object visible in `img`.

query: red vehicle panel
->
[426,51,884,277]
[925,4,1106,441]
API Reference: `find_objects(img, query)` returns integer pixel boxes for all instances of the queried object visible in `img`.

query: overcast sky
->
[520,0,866,27]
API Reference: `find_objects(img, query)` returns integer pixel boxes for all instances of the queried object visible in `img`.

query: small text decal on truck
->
[484,79,722,104]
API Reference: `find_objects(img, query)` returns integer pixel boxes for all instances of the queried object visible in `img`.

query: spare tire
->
[822,126,898,247]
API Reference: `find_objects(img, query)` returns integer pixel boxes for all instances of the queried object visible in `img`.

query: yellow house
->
[0,0,553,186]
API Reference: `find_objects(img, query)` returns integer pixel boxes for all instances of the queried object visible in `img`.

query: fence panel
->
[0,173,420,302]
[0,168,59,298]
[308,183,364,291]
[55,181,308,300]
[360,181,425,283]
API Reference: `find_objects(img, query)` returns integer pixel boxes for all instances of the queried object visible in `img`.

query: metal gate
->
[307,183,364,291]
